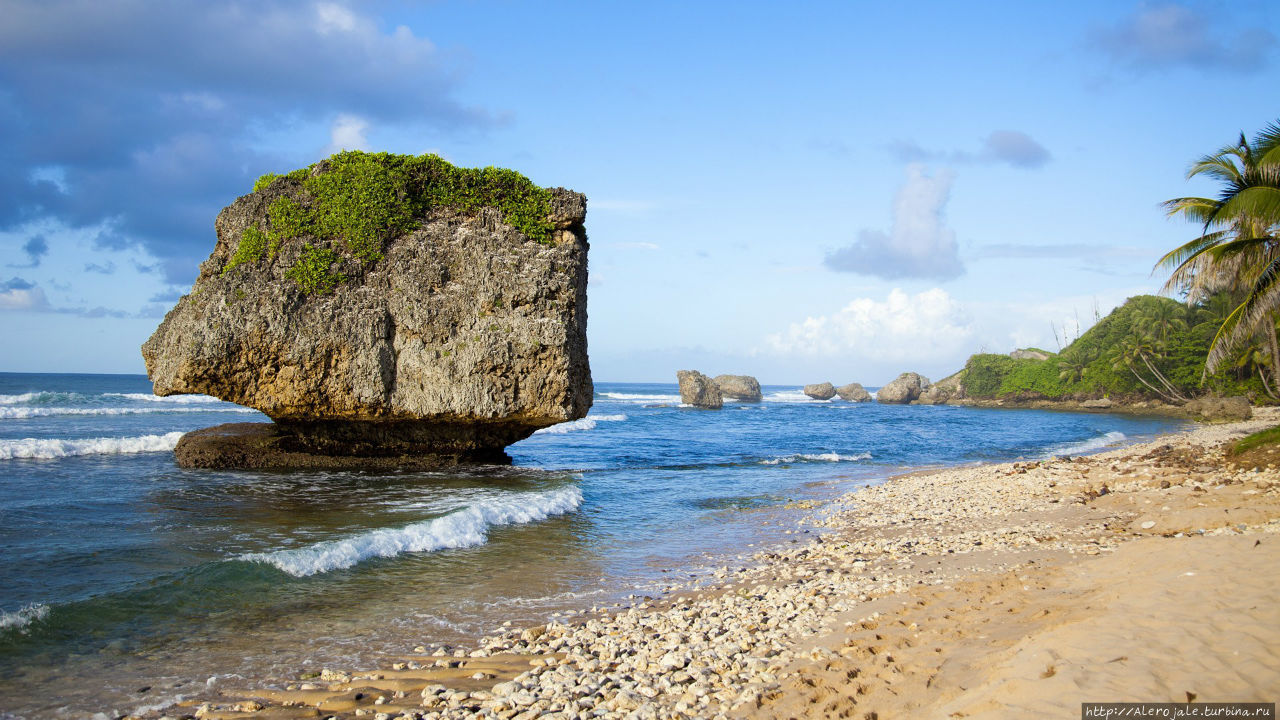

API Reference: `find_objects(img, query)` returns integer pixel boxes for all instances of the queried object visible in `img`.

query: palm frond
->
[1188,152,1244,184]
[1153,230,1229,275]
[1206,257,1280,373]
[1217,186,1280,229]
[1253,120,1280,160]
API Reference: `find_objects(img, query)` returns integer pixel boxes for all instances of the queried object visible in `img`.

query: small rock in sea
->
[803,382,836,400]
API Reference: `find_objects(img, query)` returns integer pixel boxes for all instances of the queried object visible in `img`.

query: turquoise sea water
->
[0,373,1182,718]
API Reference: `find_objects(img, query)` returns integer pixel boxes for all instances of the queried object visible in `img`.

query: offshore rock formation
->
[143,152,591,468]
[836,383,872,402]
[677,370,723,409]
[713,374,763,402]
[803,382,836,400]
[877,372,931,404]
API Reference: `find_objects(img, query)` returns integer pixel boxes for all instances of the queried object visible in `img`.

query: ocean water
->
[0,373,1183,718]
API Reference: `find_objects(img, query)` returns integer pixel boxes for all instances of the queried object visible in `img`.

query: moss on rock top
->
[225,151,556,292]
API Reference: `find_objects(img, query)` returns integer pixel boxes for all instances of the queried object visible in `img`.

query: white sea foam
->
[0,603,50,631]
[764,390,833,403]
[760,452,871,465]
[0,391,80,405]
[599,392,681,403]
[533,414,627,435]
[244,486,584,576]
[0,406,255,419]
[0,431,186,459]
[1048,431,1127,457]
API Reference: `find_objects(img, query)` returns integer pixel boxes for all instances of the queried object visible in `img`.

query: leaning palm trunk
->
[1258,366,1279,400]
[1268,317,1280,393]
[1137,351,1188,402]
[1126,366,1180,403]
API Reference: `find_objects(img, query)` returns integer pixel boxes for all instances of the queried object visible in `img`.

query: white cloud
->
[327,113,370,153]
[824,165,964,280]
[762,288,973,362]
[315,2,358,35]
[0,280,49,311]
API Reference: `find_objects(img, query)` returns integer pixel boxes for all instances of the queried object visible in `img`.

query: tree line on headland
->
[957,119,1280,406]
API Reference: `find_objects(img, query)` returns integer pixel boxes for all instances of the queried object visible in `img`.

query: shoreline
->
[155,412,1280,719]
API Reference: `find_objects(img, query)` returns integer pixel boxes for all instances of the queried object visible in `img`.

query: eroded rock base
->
[174,423,514,470]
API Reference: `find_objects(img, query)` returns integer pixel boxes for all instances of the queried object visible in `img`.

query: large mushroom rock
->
[143,151,592,468]
[877,372,931,404]
[677,370,723,409]
[713,374,763,402]
[835,382,872,402]
[803,382,836,400]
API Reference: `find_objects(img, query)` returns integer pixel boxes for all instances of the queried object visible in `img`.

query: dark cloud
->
[0,275,156,317]
[149,288,186,303]
[981,131,1051,169]
[0,1,488,284]
[0,276,50,310]
[2,277,36,291]
[890,131,1050,169]
[824,166,965,281]
[1090,2,1274,72]
[8,235,48,268]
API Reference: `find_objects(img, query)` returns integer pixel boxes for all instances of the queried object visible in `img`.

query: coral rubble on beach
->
[167,412,1280,719]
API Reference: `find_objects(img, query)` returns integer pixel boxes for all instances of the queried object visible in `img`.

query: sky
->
[0,0,1277,384]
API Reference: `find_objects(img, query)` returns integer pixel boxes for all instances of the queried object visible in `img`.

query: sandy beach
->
[166,410,1280,720]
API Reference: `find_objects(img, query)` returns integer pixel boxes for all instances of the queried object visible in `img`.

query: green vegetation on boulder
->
[225,151,556,293]
[957,295,1269,403]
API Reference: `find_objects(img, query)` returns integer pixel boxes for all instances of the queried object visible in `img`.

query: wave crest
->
[533,414,628,435]
[0,432,186,459]
[0,603,50,632]
[243,486,583,576]
[760,452,871,465]
[1048,431,1126,457]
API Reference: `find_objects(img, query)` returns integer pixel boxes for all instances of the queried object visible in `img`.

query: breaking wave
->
[533,414,628,435]
[760,452,872,465]
[0,603,50,632]
[0,406,254,419]
[0,432,186,459]
[243,486,584,576]
[598,392,681,404]
[1048,431,1127,457]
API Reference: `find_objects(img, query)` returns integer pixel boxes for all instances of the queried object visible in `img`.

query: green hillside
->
[958,295,1269,403]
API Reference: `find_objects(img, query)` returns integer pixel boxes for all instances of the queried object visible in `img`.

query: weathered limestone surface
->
[803,382,836,400]
[877,372,931,404]
[1184,396,1252,423]
[144,184,592,468]
[835,383,872,402]
[677,370,723,409]
[713,374,763,402]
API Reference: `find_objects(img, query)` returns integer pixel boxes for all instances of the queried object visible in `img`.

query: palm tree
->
[1139,301,1187,345]
[1156,120,1280,379]
[1109,330,1187,403]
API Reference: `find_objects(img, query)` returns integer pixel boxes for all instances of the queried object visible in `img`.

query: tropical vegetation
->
[224,151,555,293]
[959,294,1268,403]
[1155,120,1280,388]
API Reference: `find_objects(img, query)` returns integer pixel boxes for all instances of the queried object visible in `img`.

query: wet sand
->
[162,410,1280,719]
